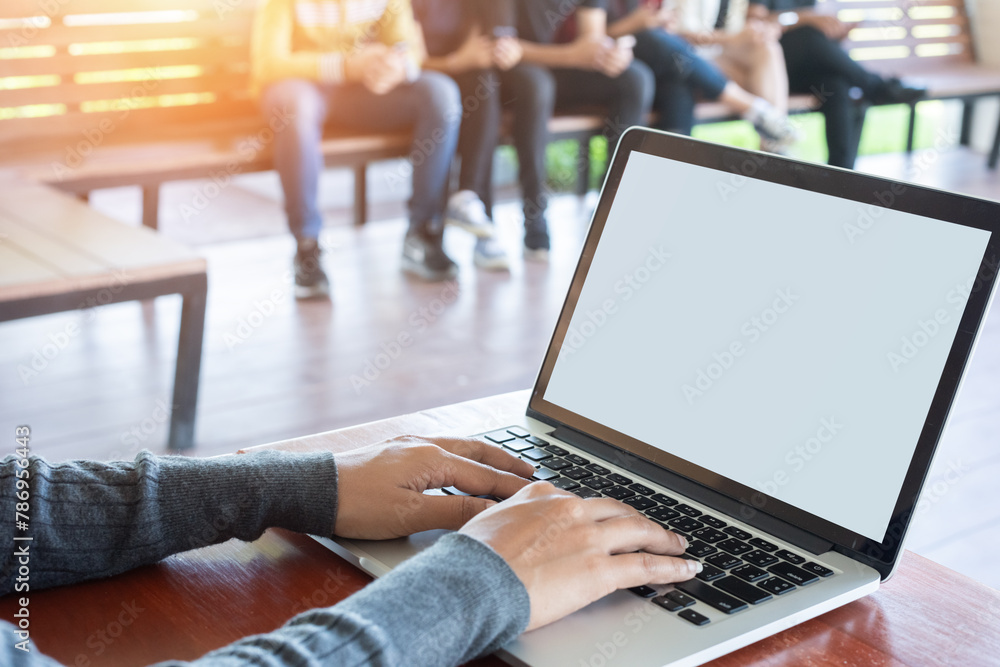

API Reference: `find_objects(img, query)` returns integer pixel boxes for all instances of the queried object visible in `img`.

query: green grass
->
[534,101,955,192]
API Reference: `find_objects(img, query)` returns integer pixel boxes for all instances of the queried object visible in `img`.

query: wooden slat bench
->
[0,173,207,450]
[0,0,998,231]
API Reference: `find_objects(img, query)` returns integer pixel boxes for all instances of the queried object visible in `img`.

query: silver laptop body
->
[316,128,1000,666]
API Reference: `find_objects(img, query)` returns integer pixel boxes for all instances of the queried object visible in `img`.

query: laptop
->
[314,128,1000,666]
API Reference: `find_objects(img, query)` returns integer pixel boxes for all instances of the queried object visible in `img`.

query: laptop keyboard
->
[477,428,837,627]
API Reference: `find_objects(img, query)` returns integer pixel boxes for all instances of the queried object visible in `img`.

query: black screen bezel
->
[528,129,1000,580]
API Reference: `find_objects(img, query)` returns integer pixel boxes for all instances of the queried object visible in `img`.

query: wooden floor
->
[1,147,998,589]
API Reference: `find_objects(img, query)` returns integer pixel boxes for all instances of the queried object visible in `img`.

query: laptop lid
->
[527,128,1000,580]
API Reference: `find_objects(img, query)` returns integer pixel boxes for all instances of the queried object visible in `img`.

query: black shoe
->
[402,228,458,281]
[294,238,330,299]
[873,77,928,105]
[523,220,550,261]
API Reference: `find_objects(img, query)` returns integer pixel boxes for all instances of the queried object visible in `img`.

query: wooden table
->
[4,391,999,666]
[0,173,206,449]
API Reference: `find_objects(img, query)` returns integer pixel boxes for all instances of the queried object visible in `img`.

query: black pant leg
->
[499,64,555,227]
[552,62,655,147]
[451,69,503,213]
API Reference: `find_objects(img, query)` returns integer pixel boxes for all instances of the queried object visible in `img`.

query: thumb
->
[404,493,496,533]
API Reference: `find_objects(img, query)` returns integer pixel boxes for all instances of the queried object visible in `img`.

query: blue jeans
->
[260,72,461,240]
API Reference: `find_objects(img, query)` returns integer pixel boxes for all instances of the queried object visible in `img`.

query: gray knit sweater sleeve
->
[0,452,530,667]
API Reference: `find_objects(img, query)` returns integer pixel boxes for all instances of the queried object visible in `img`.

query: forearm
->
[0,450,337,594]
[607,16,637,39]
[520,41,583,69]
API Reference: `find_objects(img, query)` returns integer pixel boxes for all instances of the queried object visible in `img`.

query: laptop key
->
[775,549,806,565]
[678,609,710,626]
[723,526,752,540]
[696,564,726,582]
[768,562,820,586]
[573,487,603,499]
[664,590,695,608]
[562,467,593,480]
[507,427,530,438]
[652,595,684,612]
[502,440,535,453]
[628,483,655,496]
[583,476,614,490]
[668,516,704,533]
[603,485,635,500]
[532,468,559,481]
[743,550,779,567]
[652,493,678,506]
[705,553,742,570]
[522,447,551,461]
[748,537,778,552]
[731,564,768,582]
[700,515,727,529]
[549,477,580,491]
[525,435,548,446]
[757,577,796,596]
[675,504,702,517]
[686,540,717,558]
[647,506,680,522]
[801,562,834,578]
[485,429,516,444]
[544,444,569,456]
[565,454,590,466]
[585,463,611,475]
[675,579,748,614]
[628,585,658,598]
[715,576,773,605]
[608,473,633,486]
[691,527,727,543]
[624,496,656,511]
[542,458,572,471]
[717,539,753,556]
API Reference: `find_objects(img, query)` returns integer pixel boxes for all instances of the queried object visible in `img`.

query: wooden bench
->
[0,0,998,231]
[0,173,207,450]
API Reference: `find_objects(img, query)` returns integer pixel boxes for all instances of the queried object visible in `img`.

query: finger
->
[597,514,688,555]
[404,493,496,532]
[436,453,533,499]
[434,437,536,478]
[607,552,701,591]
[576,497,646,522]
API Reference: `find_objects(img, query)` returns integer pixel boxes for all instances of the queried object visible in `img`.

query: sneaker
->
[747,99,802,152]
[293,238,330,299]
[402,228,458,281]
[872,77,928,105]
[445,190,495,238]
[523,221,550,262]
[474,236,510,270]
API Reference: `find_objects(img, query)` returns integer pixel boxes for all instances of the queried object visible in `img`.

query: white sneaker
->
[445,190,495,238]
[474,237,510,271]
[747,100,802,152]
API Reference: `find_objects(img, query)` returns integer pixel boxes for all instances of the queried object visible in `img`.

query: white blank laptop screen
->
[544,151,991,542]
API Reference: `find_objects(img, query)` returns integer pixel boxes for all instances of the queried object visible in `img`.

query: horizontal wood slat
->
[3,46,250,77]
[0,16,252,48]
[0,73,248,107]
[3,0,259,18]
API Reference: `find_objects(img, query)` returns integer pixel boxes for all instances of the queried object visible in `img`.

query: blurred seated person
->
[517,0,655,223]
[251,0,463,294]
[749,0,926,168]
[414,0,554,265]
[607,0,799,150]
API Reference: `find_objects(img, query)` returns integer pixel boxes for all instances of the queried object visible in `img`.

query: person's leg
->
[322,72,462,279]
[260,79,328,242]
[781,25,884,99]
[816,74,867,169]
[450,68,502,214]
[717,38,789,115]
[499,63,555,242]
[552,61,655,148]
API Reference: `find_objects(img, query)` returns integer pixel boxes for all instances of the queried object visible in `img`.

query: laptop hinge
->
[550,426,834,556]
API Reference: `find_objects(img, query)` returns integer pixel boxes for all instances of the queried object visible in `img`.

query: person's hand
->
[570,37,633,77]
[333,436,535,539]
[449,33,495,72]
[599,39,634,78]
[801,13,853,41]
[492,35,523,70]
[347,43,407,95]
[460,482,700,631]
[624,4,675,33]
[739,19,781,46]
